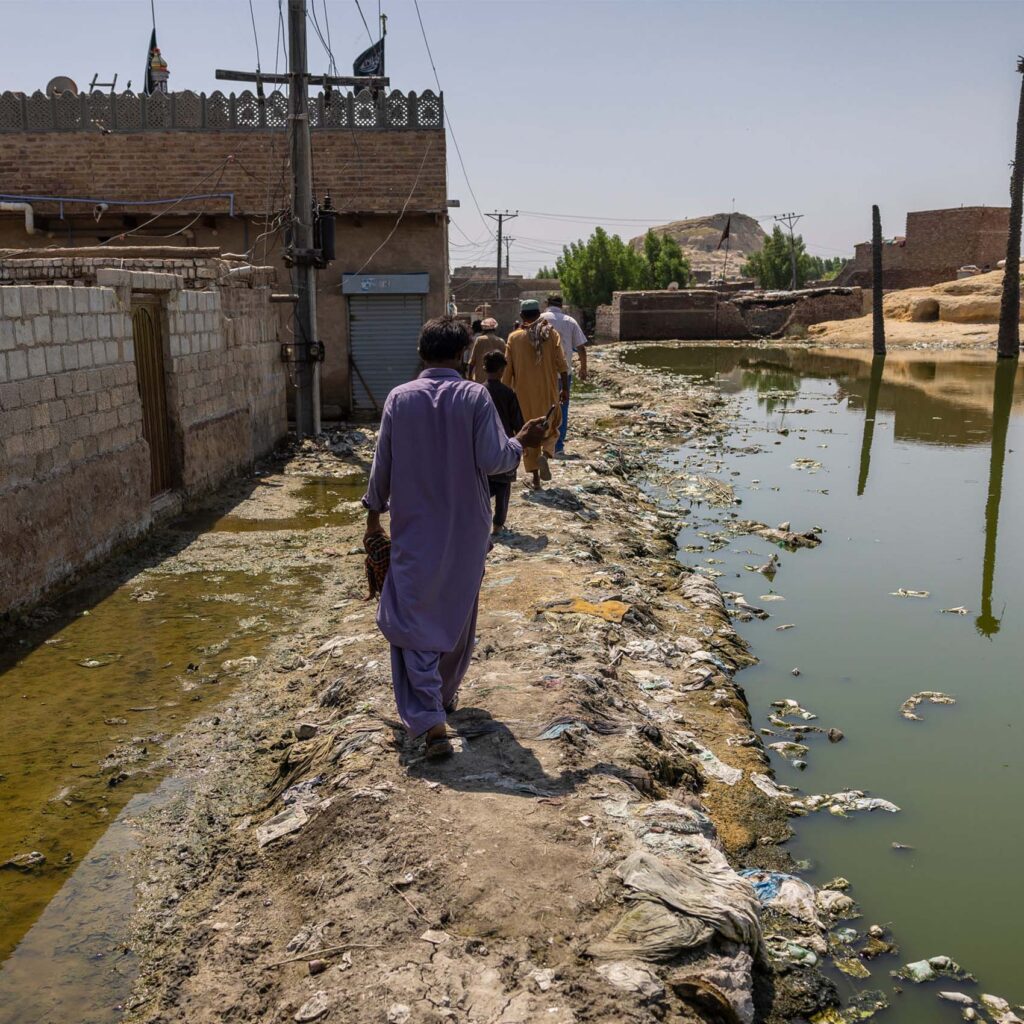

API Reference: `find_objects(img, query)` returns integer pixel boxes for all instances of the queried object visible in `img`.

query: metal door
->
[131,304,174,496]
[348,295,424,412]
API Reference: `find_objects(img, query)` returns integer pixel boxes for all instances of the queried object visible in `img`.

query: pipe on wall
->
[0,202,35,235]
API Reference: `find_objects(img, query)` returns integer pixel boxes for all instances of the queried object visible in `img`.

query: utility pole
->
[774,212,803,290]
[871,205,887,356]
[216,1,388,438]
[486,210,518,299]
[503,236,515,274]
[997,56,1024,359]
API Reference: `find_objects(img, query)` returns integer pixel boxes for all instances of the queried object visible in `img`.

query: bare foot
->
[530,471,542,490]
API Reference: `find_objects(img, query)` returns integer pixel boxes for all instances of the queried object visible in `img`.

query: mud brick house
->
[0,87,449,416]
[840,206,1010,289]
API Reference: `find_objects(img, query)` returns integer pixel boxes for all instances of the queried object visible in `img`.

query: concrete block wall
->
[0,283,151,613]
[0,257,288,616]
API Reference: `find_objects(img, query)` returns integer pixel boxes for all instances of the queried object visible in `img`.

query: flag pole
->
[150,0,156,31]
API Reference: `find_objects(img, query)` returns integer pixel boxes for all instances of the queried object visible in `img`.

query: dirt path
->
[120,351,826,1024]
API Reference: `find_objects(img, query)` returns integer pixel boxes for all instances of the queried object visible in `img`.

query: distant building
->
[840,206,1010,289]
[449,266,568,334]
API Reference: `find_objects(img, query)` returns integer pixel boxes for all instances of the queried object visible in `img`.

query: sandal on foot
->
[444,694,459,715]
[424,734,454,760]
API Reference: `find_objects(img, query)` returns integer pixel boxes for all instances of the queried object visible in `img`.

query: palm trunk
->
[872,205,886,356]
[997,60,1024,359]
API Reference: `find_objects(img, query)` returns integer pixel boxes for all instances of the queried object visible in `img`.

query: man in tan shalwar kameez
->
[502,299,569,489]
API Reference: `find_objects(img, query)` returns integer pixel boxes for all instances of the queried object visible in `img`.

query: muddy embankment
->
[117,349,851,1024]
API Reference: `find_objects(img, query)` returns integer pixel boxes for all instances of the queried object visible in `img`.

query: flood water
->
[628,344,1023,1021]
[0,475,357,1022]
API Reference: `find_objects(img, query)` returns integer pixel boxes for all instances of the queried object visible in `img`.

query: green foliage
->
[536,265,558,279]
[740,227,847,289]
[554,228,692,312]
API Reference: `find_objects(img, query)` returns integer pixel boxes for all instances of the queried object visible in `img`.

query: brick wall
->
[599,287,862,342]
[849,207,1010,289]
[0,256,287,614]
[0,129,446,217]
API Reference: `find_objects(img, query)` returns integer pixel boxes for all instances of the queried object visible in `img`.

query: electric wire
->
[354,0,375,45]
[99,158,235,245]
[411,0,494,242]
[349,138,434,277]
[247,0,262,71]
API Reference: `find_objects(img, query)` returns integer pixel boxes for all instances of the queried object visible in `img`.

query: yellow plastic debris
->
[544,598,631,623]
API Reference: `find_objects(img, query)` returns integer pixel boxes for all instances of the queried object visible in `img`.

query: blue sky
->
[1,0,1021,274]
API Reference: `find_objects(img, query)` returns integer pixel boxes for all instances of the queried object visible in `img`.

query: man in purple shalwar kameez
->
[362,317,548,758]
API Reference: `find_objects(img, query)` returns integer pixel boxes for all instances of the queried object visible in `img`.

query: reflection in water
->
[625,344,1024,447]
[856,355,886,496]
[977,359,1018,638]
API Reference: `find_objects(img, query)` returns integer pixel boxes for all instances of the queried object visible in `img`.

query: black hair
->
[483,350,508,373]
[521,309,540,324]
[471,319,483,333]
[419,316,472,362]
[547,294,563,306]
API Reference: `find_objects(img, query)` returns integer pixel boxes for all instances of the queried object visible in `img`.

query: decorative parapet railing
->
[0,88,443,132]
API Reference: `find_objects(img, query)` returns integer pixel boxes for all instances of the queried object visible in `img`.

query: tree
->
[554,227,692,312]
[536,265,558,279]
[741,225,819,289]
[641,230,692,289]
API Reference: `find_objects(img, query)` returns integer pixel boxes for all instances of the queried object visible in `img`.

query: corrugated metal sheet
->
[348,295,424,412]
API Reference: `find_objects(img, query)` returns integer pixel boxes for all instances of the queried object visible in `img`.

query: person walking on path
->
[502,299,569,490]
[466,317,506,383]
[481,349,524,534]
[362,316,548,759]
[540,294,588,456]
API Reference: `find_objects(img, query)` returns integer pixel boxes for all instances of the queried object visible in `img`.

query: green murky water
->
[629,345,1023,1021]
[171,474,366,534]
[0,475,357,1022]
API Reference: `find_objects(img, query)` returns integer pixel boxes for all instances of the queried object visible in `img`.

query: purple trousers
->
[390,597,478,737]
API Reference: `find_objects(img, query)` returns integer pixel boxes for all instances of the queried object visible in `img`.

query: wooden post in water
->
[997,57,1024,360]
[871,205,886,356]
[856,354,885,496]
[977,359,1016,637]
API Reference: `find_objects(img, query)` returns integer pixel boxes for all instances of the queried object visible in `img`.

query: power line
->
[247,0,262,70]
[350,138,436,277]
[411,0,494,241]
[354,0,375,45]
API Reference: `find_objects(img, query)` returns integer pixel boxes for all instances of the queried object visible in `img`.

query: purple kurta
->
[362,368,523,652]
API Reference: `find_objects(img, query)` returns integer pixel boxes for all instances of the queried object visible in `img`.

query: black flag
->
[353,38,385,78]
[716,214,732,251]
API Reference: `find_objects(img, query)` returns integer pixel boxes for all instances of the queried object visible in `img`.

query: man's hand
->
[364,510,385,543]
[516,415,549,448]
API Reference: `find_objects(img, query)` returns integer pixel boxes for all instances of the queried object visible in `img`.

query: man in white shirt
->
[540,294,588,455]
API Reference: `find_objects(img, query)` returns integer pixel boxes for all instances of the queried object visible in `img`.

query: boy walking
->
[482,350,524,534]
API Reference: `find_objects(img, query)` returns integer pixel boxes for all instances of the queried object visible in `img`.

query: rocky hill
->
[632,213,767,280]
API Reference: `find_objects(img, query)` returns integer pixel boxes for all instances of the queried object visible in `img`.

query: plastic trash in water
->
[893,955,975,984]
[900,691,956,721]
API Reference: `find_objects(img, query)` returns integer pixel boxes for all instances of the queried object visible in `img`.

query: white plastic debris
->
[256,804,309,848]
[900,691,956,721]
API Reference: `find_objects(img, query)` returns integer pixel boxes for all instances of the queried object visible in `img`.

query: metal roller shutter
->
[348,295,424,412]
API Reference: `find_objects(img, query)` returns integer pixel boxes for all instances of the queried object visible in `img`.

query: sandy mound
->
[632,213,767,279]
[808,269,1020,346]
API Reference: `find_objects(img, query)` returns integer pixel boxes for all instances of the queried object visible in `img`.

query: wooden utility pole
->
[503,236,515,274]
[997,56,1024,360]
[871,205,887,356]
[774,212,803,290]
[486,210,518,299]
[217,1,389,438]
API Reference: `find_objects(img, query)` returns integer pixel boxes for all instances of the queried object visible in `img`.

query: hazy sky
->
[1,0,1021,274]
